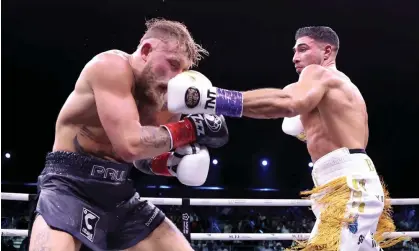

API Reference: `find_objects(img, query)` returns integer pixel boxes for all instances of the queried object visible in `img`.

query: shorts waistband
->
[312,147,375,187]
[348,148,366,154]
[42,151,132,183]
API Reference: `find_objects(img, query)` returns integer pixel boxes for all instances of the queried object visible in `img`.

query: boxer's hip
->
[293,148,404,250]
[33,151,167,250]
[38,151,135,209]
[311,147,378,187]
[306,148,384,218]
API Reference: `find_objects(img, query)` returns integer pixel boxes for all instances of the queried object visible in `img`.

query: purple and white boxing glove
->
[167,70,243,118]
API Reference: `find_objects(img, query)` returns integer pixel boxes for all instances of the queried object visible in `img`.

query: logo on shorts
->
[203,114,222,132]
[145,206,159,227]
[80,208,100,242]
[358,235,365,245]
[185,87,200,108]
[371,237,377,248]
[90,165,126,181]
[347,214,359,234]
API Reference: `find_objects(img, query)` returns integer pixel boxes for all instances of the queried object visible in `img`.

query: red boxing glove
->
[162,119,197,150]
[162,114,229,150]
[133,152,179,177]
[133,144,199,177]
[149,152,173,176]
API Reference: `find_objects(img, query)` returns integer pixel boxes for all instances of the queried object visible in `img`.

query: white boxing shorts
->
[292,147,407,251]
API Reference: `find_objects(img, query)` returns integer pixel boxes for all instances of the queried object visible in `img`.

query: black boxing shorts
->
[33,151,165,251]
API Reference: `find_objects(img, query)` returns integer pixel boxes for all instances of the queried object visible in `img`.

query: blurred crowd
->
[2,200,418,251]
[163,205,418,251]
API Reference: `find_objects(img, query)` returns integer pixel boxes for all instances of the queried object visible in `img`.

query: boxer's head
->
[293,26,339,74]
[132,18,208,108]
[134,18,208,85]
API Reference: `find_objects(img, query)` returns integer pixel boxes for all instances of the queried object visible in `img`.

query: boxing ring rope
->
[3,192,419,206]
[2,229,419,240]
[2,192,419,240]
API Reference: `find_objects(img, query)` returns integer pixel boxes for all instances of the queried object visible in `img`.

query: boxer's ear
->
[140,42,152,61]
[323,44,333,60]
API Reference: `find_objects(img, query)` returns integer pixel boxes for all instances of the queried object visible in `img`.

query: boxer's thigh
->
[111,193,192,251]
[126,218,194,251]
[359,231,383,251]
[308,200,322,241]
[308,217,320,241]
[339,176,384,251]
[29,214,82,251]
[34,189,109,250]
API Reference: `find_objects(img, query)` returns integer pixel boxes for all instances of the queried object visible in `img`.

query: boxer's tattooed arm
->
[76,125,170,161]
[139,126,171,149]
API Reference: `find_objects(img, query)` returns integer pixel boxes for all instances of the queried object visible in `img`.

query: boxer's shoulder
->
[300,64,327,77]
[89,50,131,70]
[301,64,335,78]
[83,50,134,87]
[326,69,353,90]
[304,66,348,90]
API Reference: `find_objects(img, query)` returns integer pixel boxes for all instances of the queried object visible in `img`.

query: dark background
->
[2,0,419,198]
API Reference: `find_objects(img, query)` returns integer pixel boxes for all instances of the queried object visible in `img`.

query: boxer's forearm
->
[119,124,171,162]
[137,126,172,157]
[242,88,296,119]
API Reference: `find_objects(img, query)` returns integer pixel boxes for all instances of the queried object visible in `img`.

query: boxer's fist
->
[133,144,197,176]
[132,144,209,186]
[282,115,306,142]
[175,145,210,186]
[168,70,243,118]
[168,70,215,114]
[185,114,229,148]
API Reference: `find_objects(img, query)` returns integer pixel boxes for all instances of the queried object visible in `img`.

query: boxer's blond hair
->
[140,18,209,68]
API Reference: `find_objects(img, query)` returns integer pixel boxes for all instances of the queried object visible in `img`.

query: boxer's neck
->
[322,60,337,70]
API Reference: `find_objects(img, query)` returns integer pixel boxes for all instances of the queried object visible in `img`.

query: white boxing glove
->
[176,145,210,186]
[168,70,214,114]
[167,70,244,118]
[133,143,210,186]
[282,115,307,142]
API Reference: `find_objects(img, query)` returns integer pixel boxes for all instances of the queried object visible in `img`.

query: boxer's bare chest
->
[69,81,169,163]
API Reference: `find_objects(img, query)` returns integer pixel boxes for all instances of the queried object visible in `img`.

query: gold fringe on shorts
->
[373,178,410,248]
[288,177,408,251]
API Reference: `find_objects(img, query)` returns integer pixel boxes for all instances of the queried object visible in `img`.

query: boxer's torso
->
[299,68,368,162]
[53,50,179,163]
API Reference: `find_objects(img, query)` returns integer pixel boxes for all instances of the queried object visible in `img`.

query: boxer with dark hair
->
[29,18,229,251]
[167,26,406,250]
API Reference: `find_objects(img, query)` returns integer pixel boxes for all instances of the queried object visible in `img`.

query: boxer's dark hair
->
[140,18,209,68]
[295,26,340,52]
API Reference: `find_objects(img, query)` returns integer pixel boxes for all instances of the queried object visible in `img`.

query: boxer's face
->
[138,40,190,109]
[292,36,323,74]
[144,41,189,84]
